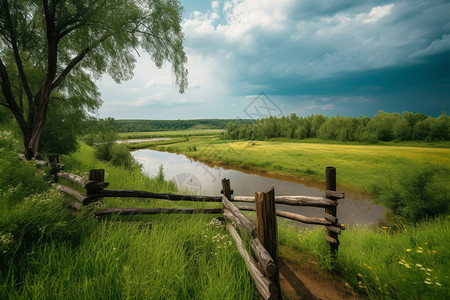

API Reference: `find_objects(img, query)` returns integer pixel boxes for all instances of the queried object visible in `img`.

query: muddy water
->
[132,149,386,226]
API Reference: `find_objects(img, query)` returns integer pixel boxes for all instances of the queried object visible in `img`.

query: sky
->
[98,0,450,120]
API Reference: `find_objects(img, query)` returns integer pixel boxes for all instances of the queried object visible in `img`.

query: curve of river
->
[132,149,386,227]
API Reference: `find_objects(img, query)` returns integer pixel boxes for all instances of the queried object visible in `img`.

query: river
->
[132,149,386,226]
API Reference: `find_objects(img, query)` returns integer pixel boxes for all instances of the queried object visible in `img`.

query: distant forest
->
[114,119,255,132]
[224,111,449,142]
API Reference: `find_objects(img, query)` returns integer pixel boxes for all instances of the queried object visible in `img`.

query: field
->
[138,134,450,193]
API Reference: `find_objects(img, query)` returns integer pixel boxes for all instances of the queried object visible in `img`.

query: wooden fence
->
[23,154,345,300]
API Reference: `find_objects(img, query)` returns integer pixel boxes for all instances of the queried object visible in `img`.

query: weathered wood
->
[326,190,344,199]
[325,167,339,256]
[226,224,277,300]
[326,225,342,234]
[251,238,277,279]
[326,235,339,244]
[56,184,86,203]
[95,207,223,216]
[84,181,110,190]
[233,195,337,208]
[255,186,281,299]
[237,206,334,226]
[90,189,222,202]
[89,169,105,182]
[18,153,48,166]
[221,178,232,200]
[324,213,338,224]
[222,196,256,238]
[57,172,90,187]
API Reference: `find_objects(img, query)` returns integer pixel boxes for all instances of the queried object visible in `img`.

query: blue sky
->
[98,0,450,120]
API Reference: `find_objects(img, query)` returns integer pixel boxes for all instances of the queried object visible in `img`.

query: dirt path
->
[278,248,359,300]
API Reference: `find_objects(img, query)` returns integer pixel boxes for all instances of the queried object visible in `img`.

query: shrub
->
[110,144,138,169]
[373,165,449,222]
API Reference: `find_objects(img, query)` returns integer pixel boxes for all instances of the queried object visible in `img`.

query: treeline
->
[224,111,449,142]
[115,119,255,132]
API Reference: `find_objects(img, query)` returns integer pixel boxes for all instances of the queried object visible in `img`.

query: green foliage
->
[224,111,449,143]
[40,94,100,155]
[110,144,139,169]
[1,0,188,156]
[373,166,449,222]
[115,119,255,132]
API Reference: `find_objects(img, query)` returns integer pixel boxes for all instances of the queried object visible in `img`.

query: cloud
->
[363,4,394,23]
[97,0,449,119]
[183,0,450,94]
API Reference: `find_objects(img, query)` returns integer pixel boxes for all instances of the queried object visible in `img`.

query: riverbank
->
[138,135,450,194]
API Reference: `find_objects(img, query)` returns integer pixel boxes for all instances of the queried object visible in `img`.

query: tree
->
[0,0,188,158]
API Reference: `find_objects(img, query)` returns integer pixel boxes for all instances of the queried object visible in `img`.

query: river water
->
[132,149,386,227]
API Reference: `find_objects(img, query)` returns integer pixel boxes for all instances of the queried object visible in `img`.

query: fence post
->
[255,186,281,299]
[86,169,105,205]
[49,155,60,183]
[221,178,233,200]
[325,167,339,256]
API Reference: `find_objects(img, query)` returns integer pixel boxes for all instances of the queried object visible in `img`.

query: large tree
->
[0,0,187,158]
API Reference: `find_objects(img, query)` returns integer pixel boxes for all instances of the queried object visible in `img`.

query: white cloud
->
[363,4,394,23]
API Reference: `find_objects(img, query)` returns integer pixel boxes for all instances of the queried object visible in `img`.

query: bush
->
[110,144,139,169]
[373,165,449,222]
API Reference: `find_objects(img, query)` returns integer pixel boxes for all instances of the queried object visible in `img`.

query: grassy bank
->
[278,218,450,299]
[1,139,254,299]
[146,136,450,193]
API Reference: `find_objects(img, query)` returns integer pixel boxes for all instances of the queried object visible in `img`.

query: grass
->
[147,136,450,193]
[1,140,254,299]
[278,218,450,299]
[2,217,253,299]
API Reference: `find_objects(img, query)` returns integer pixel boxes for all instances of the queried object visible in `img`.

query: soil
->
[278,247,361,300]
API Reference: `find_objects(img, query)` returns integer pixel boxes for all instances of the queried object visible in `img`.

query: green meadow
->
[2,132,449,299]
[145,135,450,193]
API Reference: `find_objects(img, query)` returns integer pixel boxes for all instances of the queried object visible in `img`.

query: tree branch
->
[52,34,111,90]
[1,0,34,105]
[0,57,26,128]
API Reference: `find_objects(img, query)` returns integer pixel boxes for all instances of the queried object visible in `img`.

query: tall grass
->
[2,216,253,299]
[1,139,254,298]
[278,218,450,299]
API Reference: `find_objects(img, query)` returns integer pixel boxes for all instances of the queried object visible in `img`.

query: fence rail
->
[28,154,345,300]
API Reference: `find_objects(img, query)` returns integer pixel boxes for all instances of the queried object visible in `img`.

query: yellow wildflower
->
[406,249,412,252]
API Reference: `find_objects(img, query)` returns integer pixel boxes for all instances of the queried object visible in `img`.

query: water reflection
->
[132,149,386,226]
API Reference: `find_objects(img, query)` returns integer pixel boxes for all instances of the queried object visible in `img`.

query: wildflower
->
[435,282,442,286]
[432,250,436,254]
[406,249,412,252]
[345,283,350,287]
[420,267,426,271]
[426,268,432,272]
[424,281,432,285]
[382,226,388,229]
[416,264,423,267]
[357,273,363,278]
[418,247,423,250]
[416,250,423,253]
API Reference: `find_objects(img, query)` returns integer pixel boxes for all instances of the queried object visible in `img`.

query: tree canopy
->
[0,0,188,158]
